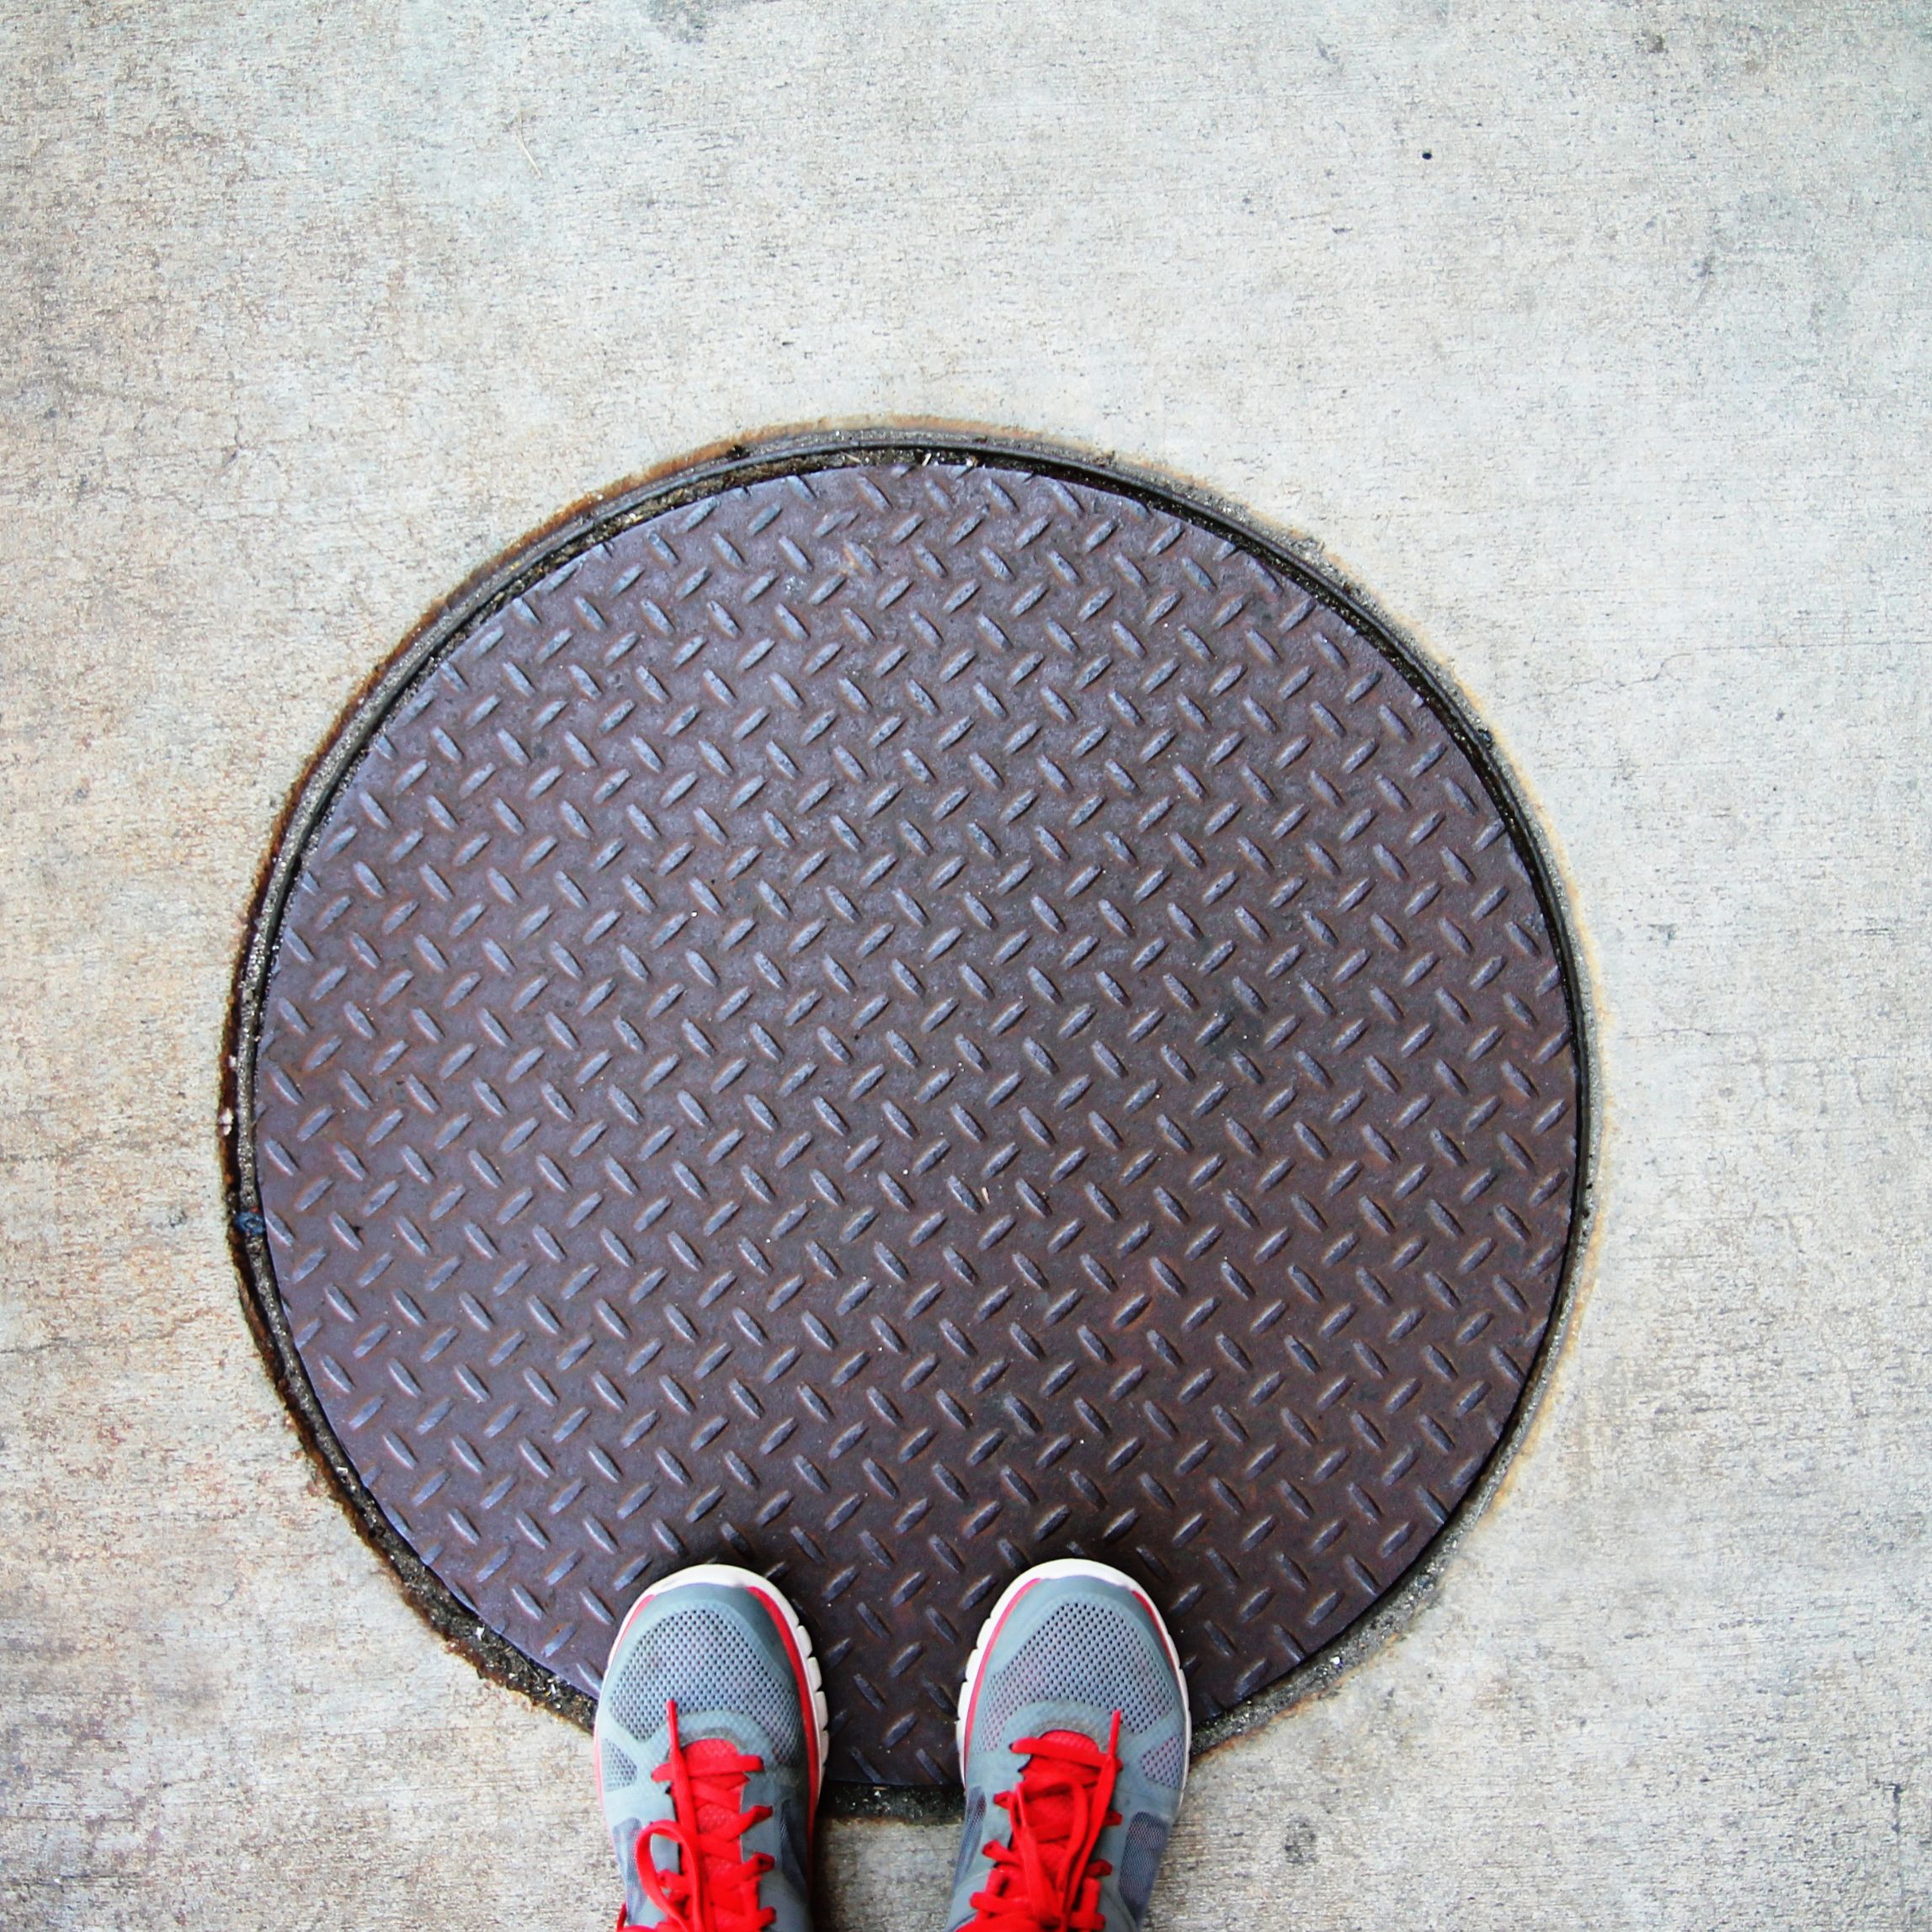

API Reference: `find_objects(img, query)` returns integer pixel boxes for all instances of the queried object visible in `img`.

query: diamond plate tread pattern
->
[251,459,1578,1785]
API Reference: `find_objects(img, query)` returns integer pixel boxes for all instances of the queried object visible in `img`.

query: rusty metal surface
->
[241,445,1580,1786]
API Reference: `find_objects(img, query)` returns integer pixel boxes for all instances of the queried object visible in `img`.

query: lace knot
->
[621,1701,775,1932]
[966,1711,1124,1932]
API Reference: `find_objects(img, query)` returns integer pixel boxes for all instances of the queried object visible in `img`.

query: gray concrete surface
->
[3,3,1929,1926]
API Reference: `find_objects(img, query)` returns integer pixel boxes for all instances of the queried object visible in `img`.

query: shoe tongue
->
[1036,1729,1099,1756]
[681,1735,754,1842]
[1016,1731,1104,1855]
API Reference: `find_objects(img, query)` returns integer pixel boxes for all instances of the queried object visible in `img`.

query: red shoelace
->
[967,1712,1124,1932]
[620,1700,775,1932]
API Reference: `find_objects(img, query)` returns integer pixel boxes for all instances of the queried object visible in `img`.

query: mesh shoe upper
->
[950,1562,1189,1932]
[605,1603,806,1764]
[595,1569,818,1932]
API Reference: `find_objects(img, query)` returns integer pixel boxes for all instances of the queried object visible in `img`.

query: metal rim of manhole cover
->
[226,428,1590,1809]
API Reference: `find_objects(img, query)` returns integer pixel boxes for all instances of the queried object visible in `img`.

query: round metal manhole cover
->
[231,434,1584,1791]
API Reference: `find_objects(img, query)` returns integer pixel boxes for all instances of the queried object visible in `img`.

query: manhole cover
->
[231,434,1584,1791]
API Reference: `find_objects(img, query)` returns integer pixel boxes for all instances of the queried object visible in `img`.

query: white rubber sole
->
[599,1562,831,1811]
[953,1557,1191,1793]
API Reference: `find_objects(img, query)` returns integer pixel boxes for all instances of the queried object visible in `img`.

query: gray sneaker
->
[594,1563,828,1932]
[947,1559,1190,1932]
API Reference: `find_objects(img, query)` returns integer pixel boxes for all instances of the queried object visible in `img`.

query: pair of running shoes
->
[594,1557,1190,1932]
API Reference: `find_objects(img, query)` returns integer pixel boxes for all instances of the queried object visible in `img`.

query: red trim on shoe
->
[742,1583,822,1822]
[959,1576,1046,1762]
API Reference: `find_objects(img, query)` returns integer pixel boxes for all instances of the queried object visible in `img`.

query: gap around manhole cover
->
[227,428,1589,1806]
